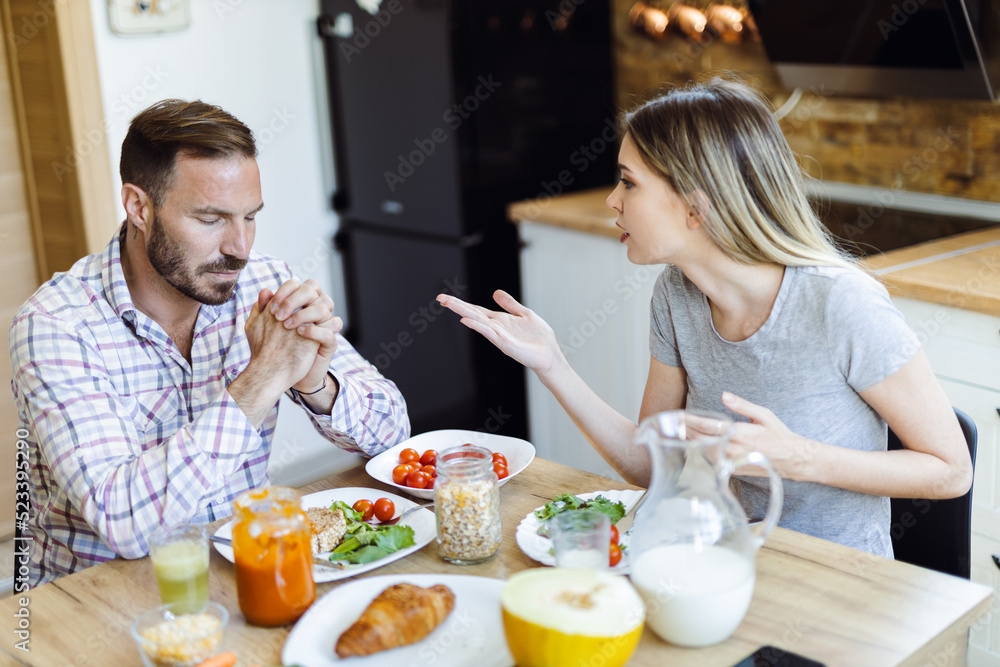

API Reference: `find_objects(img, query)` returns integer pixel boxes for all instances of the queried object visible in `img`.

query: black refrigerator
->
[318,0,616,438]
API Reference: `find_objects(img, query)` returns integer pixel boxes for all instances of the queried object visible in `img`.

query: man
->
[9,99,410,586]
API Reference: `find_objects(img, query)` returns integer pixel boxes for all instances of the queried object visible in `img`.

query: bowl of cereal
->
[131,600,228,667]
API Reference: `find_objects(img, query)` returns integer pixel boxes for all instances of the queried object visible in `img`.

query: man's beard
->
[146,215,247,306]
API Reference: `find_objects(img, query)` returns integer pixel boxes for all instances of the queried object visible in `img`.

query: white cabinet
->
[517,221,664,480]
[893,296,1000,662]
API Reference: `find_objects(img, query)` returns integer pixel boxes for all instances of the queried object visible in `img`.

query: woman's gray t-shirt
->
[649,264,920,557]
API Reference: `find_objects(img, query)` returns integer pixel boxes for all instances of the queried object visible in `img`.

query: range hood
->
[746,0,1000,100]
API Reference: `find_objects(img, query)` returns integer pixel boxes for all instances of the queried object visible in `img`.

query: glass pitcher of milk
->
[629,410,783,648]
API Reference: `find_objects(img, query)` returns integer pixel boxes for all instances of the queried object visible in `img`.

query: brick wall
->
[612,0,1000,203]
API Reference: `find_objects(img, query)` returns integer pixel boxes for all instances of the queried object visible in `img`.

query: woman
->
[438,78,972,557]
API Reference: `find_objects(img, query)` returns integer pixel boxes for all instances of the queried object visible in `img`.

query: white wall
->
[88,0,364,485]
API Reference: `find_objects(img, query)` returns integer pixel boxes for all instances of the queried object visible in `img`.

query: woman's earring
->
[132,223,138,240]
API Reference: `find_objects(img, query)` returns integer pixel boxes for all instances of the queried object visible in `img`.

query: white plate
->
[282,572,514,667]
[515,489,646,574]
[211,487,435,583]
[365,429,535,500]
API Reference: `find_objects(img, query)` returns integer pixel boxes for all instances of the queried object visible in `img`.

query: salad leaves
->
[533,493,627,533]
[325,500,416,565]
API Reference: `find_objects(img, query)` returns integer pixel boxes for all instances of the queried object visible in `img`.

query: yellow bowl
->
[501,567,645,667]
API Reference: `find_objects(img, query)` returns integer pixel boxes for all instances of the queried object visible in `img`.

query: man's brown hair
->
[120,99,257,208]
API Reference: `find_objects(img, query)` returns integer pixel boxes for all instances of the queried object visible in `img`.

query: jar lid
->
[437,445,493,477]
[234,486,302,514]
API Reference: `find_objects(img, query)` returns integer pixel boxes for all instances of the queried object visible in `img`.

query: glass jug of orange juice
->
[232,486,315,626]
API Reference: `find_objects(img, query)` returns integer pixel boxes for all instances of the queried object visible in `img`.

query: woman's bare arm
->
[724,350,972,499]
[437,291,687,485]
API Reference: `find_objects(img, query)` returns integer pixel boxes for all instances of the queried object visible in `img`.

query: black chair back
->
[888,407,977,579]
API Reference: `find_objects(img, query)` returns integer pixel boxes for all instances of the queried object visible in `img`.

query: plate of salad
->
[211,487,436,583]
[515,489,645,573]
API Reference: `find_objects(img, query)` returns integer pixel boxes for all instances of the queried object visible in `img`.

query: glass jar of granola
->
[434,445,502,564]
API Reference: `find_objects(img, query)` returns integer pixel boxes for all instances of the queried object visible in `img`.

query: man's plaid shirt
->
[10,228,409,586]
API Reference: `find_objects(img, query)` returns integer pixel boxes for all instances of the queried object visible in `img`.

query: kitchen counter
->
[863,227,1000,316]
[508,188,620,240]
[508,187,1000,316]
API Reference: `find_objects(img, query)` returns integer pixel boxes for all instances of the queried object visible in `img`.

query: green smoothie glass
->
[149,524,210,614]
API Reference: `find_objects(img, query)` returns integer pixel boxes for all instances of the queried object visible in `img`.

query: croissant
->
[335,583,456,657]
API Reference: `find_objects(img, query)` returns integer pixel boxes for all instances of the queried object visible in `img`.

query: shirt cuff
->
[326,368,360,435]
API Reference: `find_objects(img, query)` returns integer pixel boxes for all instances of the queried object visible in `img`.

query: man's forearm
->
[228,364,288,429]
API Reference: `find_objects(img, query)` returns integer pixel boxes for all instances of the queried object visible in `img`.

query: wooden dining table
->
[0,457,993,667]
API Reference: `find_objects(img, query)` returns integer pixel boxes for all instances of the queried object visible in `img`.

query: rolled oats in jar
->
[435,445,502,564]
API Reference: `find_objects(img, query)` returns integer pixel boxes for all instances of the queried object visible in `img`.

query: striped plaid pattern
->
[10,227,410,586]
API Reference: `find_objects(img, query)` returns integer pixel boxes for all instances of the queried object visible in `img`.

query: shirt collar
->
[101,224,139,325]
[101,223,228,334]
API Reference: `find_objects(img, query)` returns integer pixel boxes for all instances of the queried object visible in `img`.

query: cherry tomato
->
[491,452,507,466]
[421,464,436,478]
[609,543,623,567]
[398,448,420,464]
[406,470,432,489]
[352,499,374,521]
[493,462,509,480]
[392,463,416,485]
[373,498,395,523]
[609,525,620,545]
[462,442,474,446]
[419,449,438,466]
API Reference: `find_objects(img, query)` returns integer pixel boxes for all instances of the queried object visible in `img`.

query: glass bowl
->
[130,600,228,667]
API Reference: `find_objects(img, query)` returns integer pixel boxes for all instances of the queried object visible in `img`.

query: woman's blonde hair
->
[623,78,855,270]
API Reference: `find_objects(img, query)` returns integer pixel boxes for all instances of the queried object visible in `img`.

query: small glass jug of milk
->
[629,410,783,647]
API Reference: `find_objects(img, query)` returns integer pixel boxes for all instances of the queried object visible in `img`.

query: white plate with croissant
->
[211,488,436,583]
[282,573,515,666]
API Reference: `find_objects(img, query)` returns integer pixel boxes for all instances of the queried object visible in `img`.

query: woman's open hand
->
[437,290,562,375]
